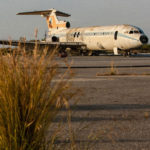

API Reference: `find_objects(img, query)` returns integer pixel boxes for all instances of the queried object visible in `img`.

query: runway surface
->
[50,55,150,150]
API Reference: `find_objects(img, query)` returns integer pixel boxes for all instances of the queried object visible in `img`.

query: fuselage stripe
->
[118,33,139,41]
[49,32,139,42]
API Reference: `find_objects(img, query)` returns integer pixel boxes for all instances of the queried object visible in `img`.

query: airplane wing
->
[0,40,86,50]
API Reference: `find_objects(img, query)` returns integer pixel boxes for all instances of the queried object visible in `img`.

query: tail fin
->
[17,9,71,30]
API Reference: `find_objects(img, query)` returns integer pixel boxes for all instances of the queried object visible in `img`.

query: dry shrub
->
[109,61,118,75]
[0,47,73,150]
[96,61,118,76]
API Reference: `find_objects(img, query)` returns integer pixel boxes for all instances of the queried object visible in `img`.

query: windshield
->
[131,25,144,34]
[128,30,143,34]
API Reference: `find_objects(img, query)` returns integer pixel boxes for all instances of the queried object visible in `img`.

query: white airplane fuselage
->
[47,24,148,54]
[14,9,148,55]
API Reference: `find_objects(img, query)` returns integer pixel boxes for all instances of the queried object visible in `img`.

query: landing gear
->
[88,51,93,56]
[59,49,68,58]
[123,50,131,57]
[92,51,100,56]
[60,51,68,57]
[80,50,89,56]
[80,50,100,56]
[113,47,119,55]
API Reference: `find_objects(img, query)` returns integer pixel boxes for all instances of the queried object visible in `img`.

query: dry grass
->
[96,62,118,76]
[96,62,150,76]
[0,45,74,150]
[109,62,118,75]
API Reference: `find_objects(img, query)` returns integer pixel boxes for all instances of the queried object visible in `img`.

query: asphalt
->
[50,55,150,150]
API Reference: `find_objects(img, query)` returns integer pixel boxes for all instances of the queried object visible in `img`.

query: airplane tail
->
[17,9,71,30]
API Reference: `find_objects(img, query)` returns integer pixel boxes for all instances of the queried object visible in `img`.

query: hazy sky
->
[0,0,150,40]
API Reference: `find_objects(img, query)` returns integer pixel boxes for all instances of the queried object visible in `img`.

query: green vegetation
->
[133,44,150,53]
[140,44,150,50]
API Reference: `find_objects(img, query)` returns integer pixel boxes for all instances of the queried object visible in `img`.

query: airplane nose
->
[140,35,148,44]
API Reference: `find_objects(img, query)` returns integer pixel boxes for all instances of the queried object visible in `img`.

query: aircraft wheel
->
[88,51,93,56]
[123,52,127,57]
[128,51,132,56]
[80,50,84,56]
[61,52,68,57]
[92,51,100,56]
[123,51,131,57]
[58,51,68,58]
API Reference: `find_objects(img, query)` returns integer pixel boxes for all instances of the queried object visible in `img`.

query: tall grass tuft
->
[110,61,118,75]
[0,47,73,150]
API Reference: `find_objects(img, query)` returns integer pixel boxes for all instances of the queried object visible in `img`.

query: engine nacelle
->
[52,36,59,42]
[65,22,71,28]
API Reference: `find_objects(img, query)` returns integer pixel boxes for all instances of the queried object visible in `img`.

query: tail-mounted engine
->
[52,36,59,42]
[66,22,71,28]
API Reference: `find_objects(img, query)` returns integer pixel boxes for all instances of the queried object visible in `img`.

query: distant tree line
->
[140,44,150,50]
[134,44,150,53]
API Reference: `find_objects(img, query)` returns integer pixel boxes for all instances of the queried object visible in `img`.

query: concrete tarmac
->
[50,55,150,150]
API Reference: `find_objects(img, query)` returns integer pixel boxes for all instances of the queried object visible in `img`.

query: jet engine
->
[65,21,71,28]
[52,36,59,42]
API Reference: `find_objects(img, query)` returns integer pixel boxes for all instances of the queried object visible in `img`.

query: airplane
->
[0,8,149,56]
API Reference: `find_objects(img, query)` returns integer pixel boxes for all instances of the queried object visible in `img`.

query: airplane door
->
[114,31,118,40]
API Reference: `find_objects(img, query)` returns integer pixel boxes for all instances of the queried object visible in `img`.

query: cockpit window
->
[125,29,144,34]
[134,30,139,34]
[129,31,133,34]
[129,30,143,34]
[139,30,144,34]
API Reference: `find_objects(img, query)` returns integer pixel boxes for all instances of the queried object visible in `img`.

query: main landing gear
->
[113,47,119,55]
[80,50,100,56]
[113,48,132,57]
[123,50,132,57]
[59,49,68,58]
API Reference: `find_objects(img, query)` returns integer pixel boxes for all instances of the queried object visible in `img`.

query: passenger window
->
[74,32,77,38]
[77,32,80,38]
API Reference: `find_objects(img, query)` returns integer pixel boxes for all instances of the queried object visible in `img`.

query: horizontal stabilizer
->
[17,9,71,17]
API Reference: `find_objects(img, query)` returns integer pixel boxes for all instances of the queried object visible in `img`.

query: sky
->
[0,0,150,41]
